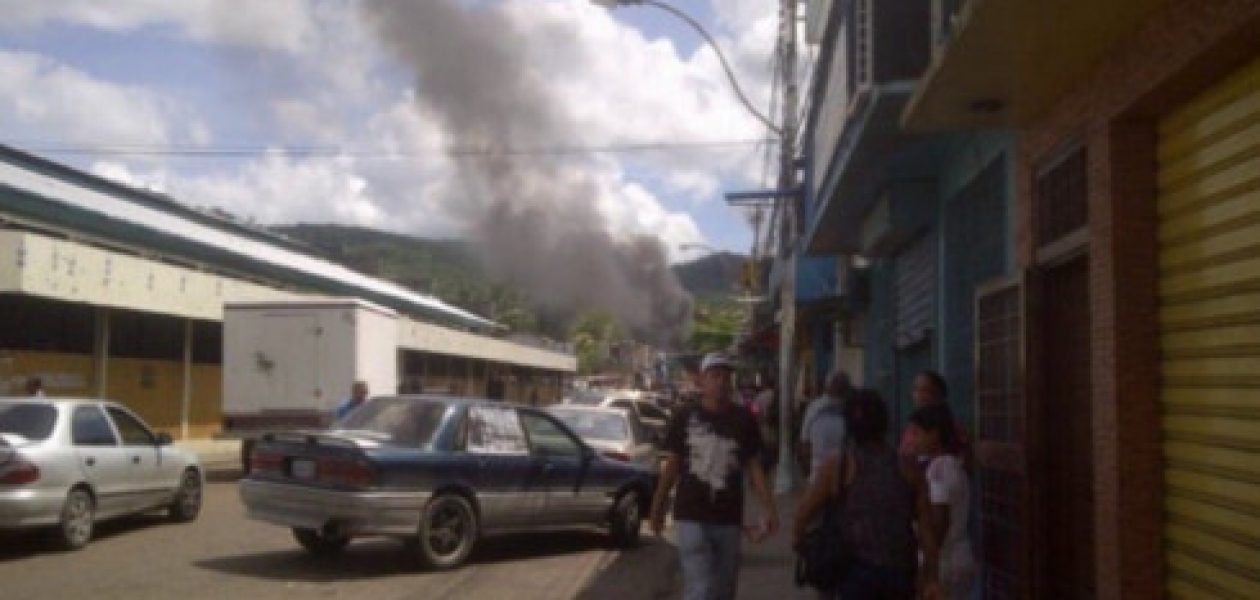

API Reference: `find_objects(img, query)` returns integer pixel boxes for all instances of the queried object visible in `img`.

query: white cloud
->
[1,0,781,261]
[0,50,206,149]
[0,0,318,54]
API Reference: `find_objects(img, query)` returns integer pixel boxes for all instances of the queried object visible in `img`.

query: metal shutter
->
[895,232,936,348]
[1158,54,1260,598]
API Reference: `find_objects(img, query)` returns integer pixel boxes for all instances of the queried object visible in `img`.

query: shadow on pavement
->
[574,535,681,600]
[194,530,613,582]
[0,514,182,562]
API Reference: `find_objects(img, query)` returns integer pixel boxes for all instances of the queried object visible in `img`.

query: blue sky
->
[0,0,778,259]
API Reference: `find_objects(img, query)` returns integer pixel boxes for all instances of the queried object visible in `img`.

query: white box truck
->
[222,298,399,469]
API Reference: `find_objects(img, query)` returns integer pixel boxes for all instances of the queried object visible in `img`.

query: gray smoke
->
[362,0,692,345]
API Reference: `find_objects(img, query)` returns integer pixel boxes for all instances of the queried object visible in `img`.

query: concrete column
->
[181,319,193,440]
[94,307,110,398]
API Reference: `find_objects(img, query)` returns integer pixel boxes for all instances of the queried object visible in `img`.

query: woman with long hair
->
[793,389,940,599]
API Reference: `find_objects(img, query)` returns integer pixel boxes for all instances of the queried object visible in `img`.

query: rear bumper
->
[0,486,65,529]
[239,479,431,537]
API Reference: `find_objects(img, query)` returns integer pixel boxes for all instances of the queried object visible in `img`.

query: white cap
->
[700,352,736,372]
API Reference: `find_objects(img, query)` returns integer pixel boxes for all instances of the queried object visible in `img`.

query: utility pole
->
[774,0,800,495]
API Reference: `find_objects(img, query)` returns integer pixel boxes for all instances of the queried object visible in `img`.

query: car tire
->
[54,487,95,551]
[414,494,477,570]
[293,527,351,557]
[168,468,203,523]
[608,490,642,549]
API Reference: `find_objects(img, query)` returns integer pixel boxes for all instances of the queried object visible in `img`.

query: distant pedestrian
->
[752,378,780,477]
[25,376,45,397]
[798,371,851,484]
[794,389,940,600]
[649,352,779,600]
[911,403,976,599]
[334,381,370,421]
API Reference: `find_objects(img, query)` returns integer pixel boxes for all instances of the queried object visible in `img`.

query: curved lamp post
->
[592,0,782,135]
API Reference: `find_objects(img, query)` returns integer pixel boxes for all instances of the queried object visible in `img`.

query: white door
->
[70,406,133,517]
[105,406,169,508]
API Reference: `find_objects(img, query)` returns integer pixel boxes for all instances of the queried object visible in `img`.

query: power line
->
[5,139,774,160]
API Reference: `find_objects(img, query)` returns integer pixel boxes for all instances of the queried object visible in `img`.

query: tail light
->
[601,451,631,462]
[250,449,284,474]
[317,457,376,489]
[0,456,40,485]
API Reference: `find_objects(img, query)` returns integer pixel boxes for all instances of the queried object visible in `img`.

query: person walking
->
[649,352,779,600]
[793,388,940,600]
[798,371,850,484]
[910,404,976,599]
[334,381,370,422]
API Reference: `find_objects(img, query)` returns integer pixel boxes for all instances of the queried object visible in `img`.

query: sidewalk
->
[575,489,815,600]
[738,490,814,600]
[174,438,241,480]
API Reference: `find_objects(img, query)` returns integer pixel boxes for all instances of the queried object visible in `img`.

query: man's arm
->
[746,457,779,540]
[648,453,680,536]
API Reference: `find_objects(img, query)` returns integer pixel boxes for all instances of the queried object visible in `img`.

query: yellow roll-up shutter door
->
[1158,55,1260,598]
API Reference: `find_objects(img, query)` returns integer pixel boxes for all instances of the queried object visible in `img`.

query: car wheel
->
[414,494,477,570]
[168,468,203,523]
[608,490,642,549]
[293,527,351,557]
[55,487,95,551]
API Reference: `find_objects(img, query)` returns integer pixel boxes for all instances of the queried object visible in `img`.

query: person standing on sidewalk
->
[910,403,976,599]
[794,389,940,599]
[334,381,370,422]
[649,352,780,600]
[797,371,851,484]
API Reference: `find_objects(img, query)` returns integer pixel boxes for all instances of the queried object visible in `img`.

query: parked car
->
[239,395,657,569]
[546,406,659,472]
[567,390,671,440]
[0,398,204,550]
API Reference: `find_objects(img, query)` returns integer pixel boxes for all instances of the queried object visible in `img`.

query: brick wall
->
[1016,1,1260,598]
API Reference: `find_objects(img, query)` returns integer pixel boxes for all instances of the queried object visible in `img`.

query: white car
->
[547,405,659,472]
[0,398,203,549]
[568,391,671,441]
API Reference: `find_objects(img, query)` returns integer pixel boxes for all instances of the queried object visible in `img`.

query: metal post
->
[95,307,110,398]
[181,319,193,441]
[775,0,801,496]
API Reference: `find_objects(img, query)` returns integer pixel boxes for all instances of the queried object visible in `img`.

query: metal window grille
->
[1035,146,1088,246]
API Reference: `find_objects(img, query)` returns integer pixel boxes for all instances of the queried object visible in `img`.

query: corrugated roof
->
[0,145,499,330]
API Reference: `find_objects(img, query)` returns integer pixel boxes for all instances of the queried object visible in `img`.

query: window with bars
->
[976,285,1022,442]
[1035,146,1088,247]
[980,469,1027,600]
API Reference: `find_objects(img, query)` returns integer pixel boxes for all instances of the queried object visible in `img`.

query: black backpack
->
[794,452,855,591]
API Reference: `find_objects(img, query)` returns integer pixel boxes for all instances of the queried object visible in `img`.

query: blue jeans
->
[676,521,742,600]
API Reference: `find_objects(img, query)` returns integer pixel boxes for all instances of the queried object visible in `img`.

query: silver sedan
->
[0,398,203,549]
[546,405,661,473]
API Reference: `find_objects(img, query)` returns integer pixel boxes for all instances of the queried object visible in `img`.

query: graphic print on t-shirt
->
[686,415,741,495]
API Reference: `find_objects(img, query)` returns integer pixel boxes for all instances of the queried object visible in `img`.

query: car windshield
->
[550,410,630,442]
[0,403,57,442]
[337,398,449,448]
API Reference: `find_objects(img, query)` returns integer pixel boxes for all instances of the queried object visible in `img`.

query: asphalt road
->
[0,482,681,600]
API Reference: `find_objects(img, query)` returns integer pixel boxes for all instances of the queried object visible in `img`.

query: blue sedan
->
[239,396,657,569]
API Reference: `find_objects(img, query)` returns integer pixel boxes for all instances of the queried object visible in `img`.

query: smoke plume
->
[362,0,692,345]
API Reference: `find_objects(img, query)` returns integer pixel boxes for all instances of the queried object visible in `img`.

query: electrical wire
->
[7,138,774,159]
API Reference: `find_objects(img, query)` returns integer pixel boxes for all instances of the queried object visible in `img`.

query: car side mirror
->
[155,433,174,446]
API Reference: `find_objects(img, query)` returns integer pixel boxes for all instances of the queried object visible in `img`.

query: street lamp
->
[591,0,782,136]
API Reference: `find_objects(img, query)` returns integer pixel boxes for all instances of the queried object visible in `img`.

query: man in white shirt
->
[798,371,850,484]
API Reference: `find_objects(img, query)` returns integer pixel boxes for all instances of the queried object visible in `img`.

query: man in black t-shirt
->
[649,352,779,600]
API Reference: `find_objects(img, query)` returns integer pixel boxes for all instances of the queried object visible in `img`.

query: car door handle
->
[132,456,141,465]
[84,457,96,467]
